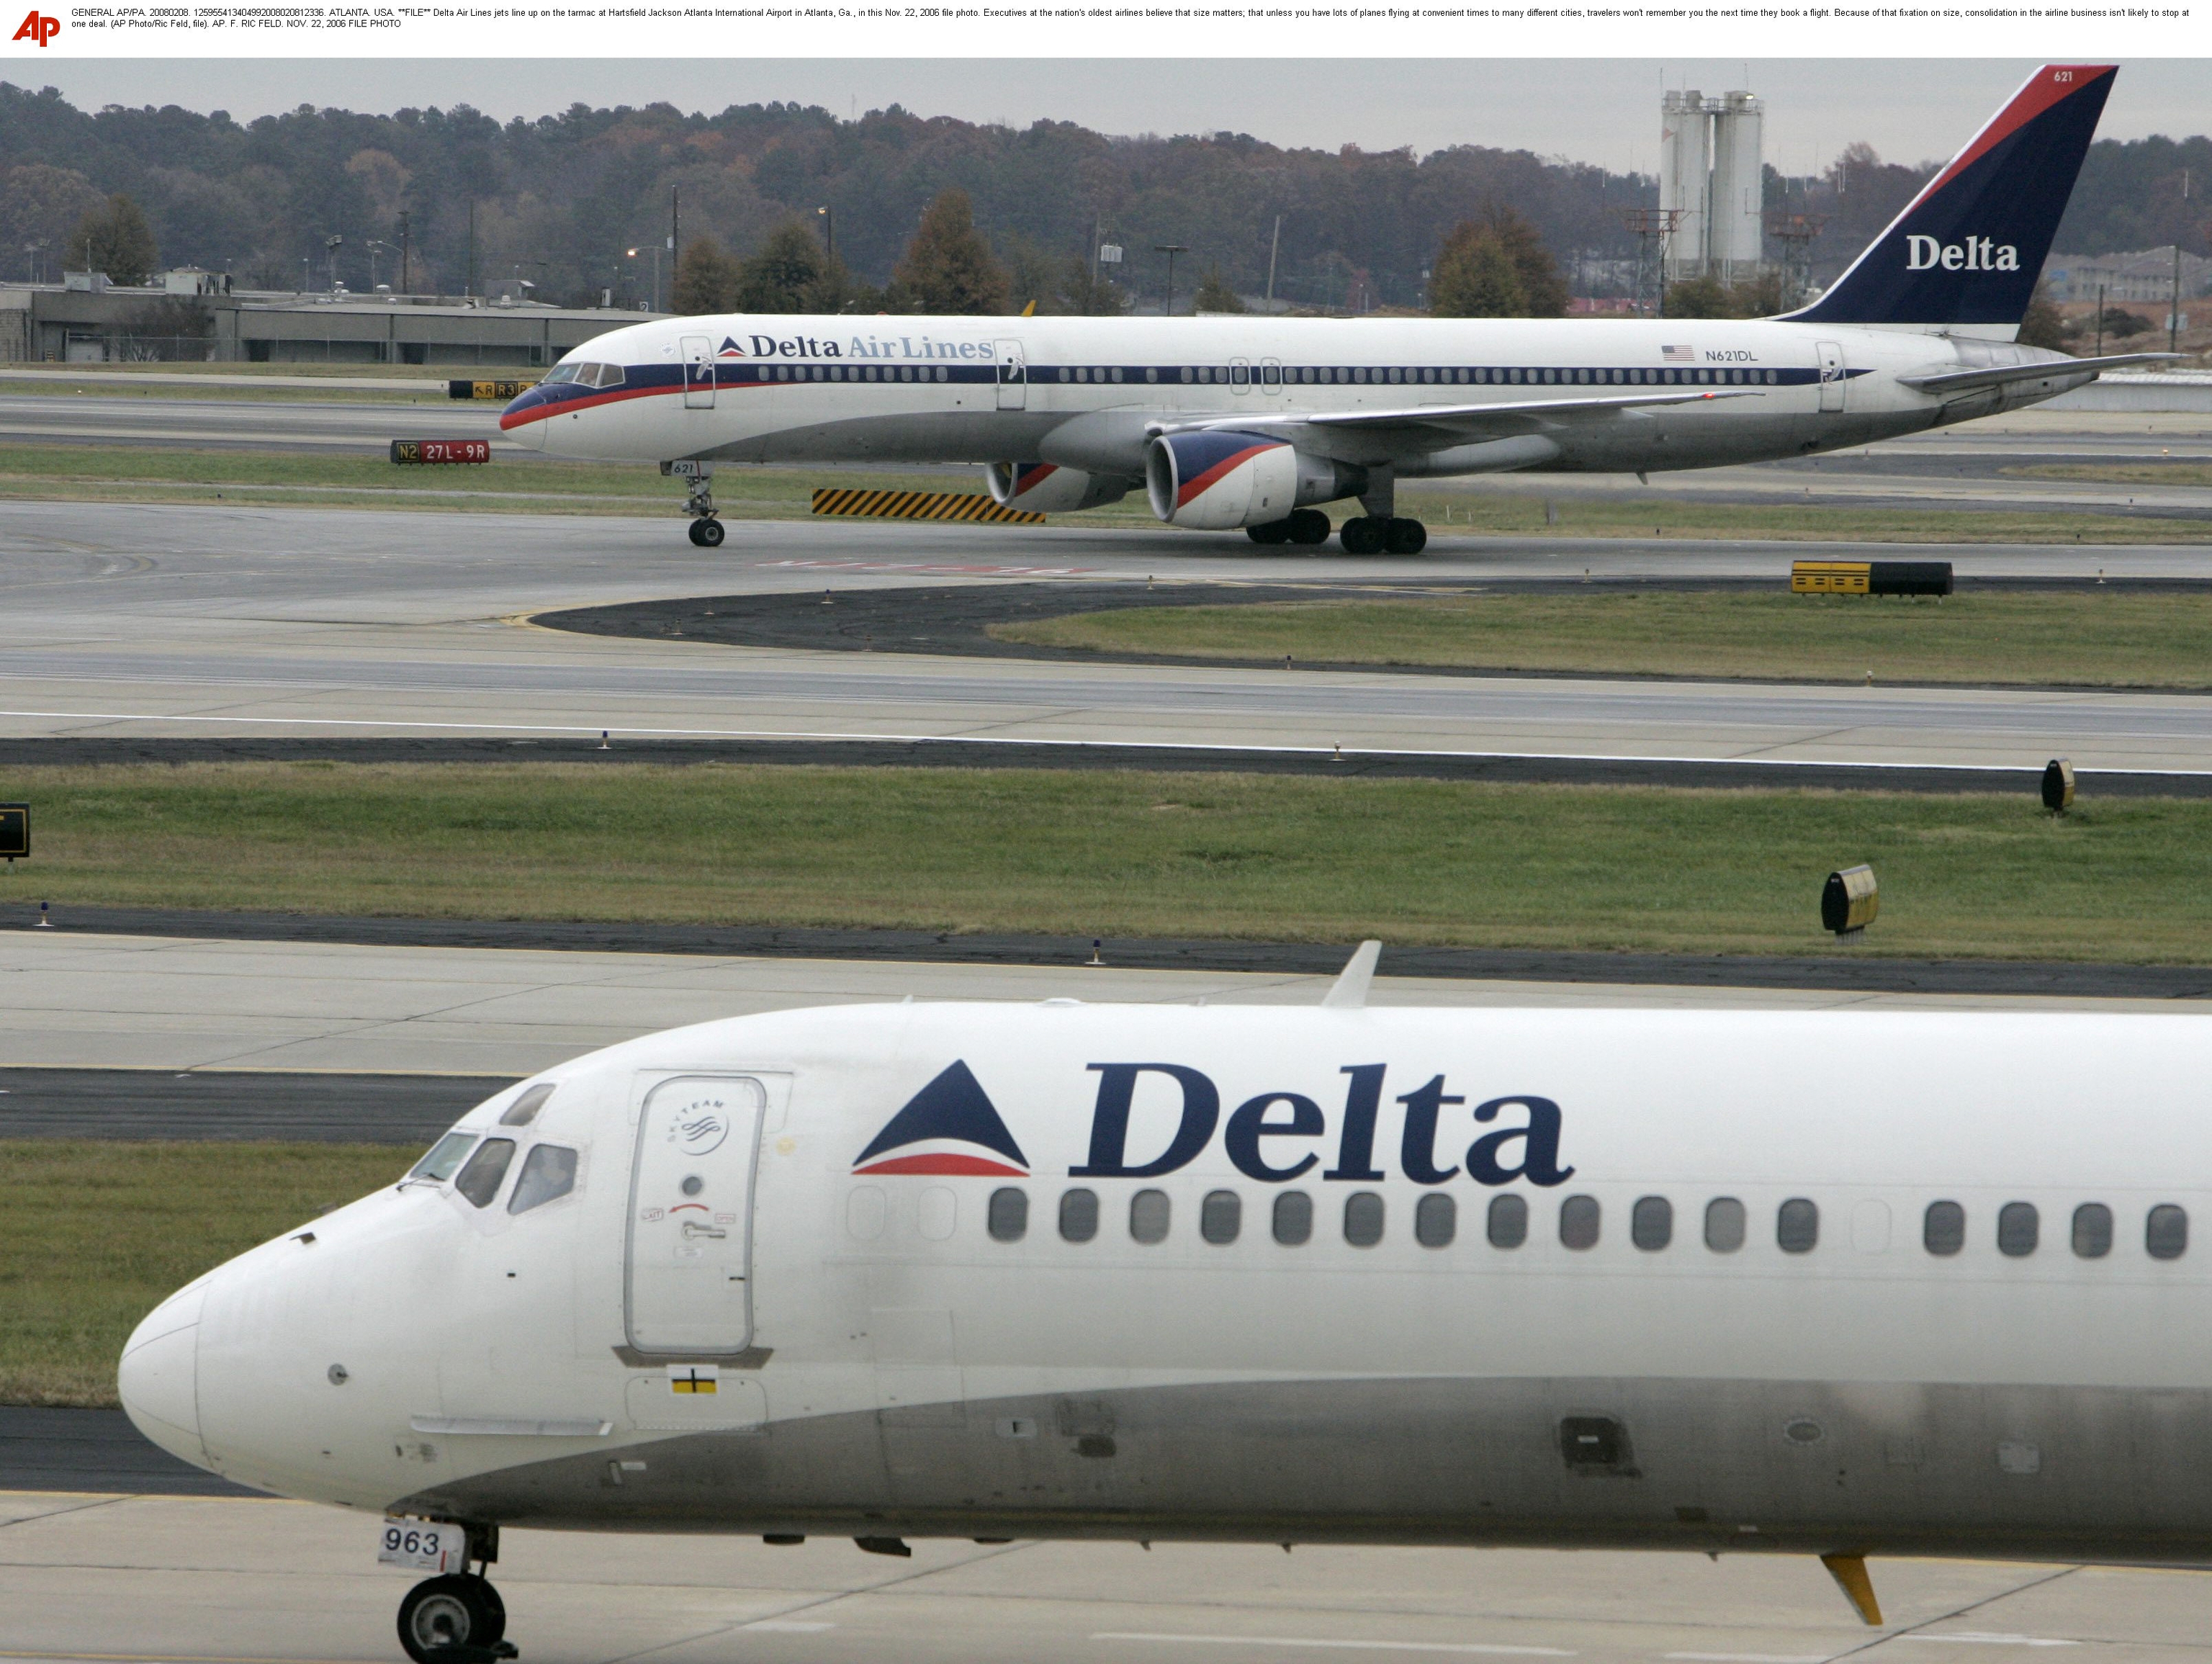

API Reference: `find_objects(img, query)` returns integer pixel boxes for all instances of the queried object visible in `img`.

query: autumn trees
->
[1429,202,1568,320]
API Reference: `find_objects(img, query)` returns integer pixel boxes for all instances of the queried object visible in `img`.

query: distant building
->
[0,278,657,366]
[2044,247,2211,305]
[1660,89,1766,286]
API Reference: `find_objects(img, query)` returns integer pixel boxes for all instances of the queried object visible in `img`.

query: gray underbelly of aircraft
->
[395,1375,2212,1563]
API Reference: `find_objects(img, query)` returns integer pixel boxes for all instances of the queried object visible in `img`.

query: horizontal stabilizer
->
[1898,351,2182,396]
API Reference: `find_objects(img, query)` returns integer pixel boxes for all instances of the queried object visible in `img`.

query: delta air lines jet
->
[500,65,2167,555]
[121,948,2212,1661]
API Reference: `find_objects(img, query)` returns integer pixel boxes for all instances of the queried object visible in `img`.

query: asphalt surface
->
[0,1066,498,1143]
[7,498,2212,770]
[9,387,2211,520]
[14,1490,2204,1664]
[8,732,2212,795]
[0,1408,251,1496]
[9,905,2211,1001]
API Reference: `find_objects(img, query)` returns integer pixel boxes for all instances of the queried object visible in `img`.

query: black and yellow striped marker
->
[811,487,1045,525]
[1791,560,1952,597]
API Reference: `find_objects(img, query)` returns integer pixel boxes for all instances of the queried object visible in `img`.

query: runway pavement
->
[15,1490,2209,1664]
[1,930,2202,1084]
[6,500,2212,770]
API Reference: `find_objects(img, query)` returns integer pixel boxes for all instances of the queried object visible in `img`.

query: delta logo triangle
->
[853,1060,1030,1177]
[716,336,749,358]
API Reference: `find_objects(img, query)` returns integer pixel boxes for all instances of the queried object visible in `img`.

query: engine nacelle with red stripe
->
[1145,432,1363,530]
[986,462,1133,514]
[1143,431,1301,529]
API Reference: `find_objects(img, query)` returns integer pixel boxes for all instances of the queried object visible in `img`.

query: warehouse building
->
[0,275,659,366]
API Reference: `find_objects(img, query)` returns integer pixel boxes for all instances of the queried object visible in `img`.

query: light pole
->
[367,240,395,291]
[397,210,411,294]
[817,204,834,267]
[23,240,45,284]
[325,235,343,294]
[1154,243,1187,317]
[626,246,663,312]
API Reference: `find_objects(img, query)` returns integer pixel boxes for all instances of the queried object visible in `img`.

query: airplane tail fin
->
[1782,65,2116,330]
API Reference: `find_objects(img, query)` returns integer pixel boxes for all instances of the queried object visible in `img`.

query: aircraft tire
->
[397,1573,506,1663]
[1384,518,1428,555]
[1287,508,1331,545]
[1339,516,1386,557]
[1246,519,1293,547]
[688,517,725,549]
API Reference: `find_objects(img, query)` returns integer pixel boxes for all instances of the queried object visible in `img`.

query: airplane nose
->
[117,1284,210,1471]
[499,392,547,449]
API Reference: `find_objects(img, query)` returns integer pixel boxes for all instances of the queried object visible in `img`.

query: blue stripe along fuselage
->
[500,359,1862,428]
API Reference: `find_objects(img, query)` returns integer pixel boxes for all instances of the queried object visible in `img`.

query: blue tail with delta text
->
[1784,65,2116,330]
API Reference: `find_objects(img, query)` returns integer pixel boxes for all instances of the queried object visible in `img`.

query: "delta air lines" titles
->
[720,332,996,361]
[853,1059,1575,1189]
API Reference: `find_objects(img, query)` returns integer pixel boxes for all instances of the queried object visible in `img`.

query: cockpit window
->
[409,1131,480,1183]
[508,1144,579,1214]
[541,363,582,384]
[586,362,626,389]
[499,1083,557,1127]
[454,1138,517,1208]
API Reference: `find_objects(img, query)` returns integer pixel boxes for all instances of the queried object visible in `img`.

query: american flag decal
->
[1661,345,1696,363]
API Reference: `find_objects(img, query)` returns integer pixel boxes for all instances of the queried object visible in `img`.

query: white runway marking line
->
[1895,1637,2080,1648]
[1663,1653,1830,1662]
[1092,1636,1573,1657]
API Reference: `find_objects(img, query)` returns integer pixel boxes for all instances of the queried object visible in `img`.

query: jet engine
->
[1144,431,1362,530]
[986,462,1133,513]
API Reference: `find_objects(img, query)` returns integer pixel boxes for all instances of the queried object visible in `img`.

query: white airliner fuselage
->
[495,63,2160,556]
[127,997,2212,1580]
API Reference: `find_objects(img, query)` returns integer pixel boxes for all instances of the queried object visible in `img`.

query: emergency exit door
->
[682,334,716,410]
[994,338,1027,410]
[625,1076,766,1354]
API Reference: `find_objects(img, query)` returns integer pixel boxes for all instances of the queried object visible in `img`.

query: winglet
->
[1323,941,1382,1009]
[1820,1553,1884,1627]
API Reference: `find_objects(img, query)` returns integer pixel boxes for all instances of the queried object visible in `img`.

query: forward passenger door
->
[625,1075,766,1354]
[995,338,1027,410]
[682,335,716,410]
[1817,341,1846,413]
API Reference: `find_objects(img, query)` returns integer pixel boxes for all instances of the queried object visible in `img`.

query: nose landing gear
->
[397,1572,513,1663]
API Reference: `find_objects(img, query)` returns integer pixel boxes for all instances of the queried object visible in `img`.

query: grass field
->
[6,763,2211,964]
[991,590,2212,688]
[0,441,2202,541]
[0,1141,410,1406]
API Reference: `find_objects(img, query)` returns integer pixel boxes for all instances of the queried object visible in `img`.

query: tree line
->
[2,81,2200,315]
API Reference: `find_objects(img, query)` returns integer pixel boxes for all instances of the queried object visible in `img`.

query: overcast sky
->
[12,60,2208,177]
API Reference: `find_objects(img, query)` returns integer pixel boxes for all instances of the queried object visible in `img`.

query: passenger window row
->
[983,1187,2189,1260]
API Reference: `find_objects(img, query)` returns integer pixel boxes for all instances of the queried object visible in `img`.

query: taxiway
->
[6,501,2212,771]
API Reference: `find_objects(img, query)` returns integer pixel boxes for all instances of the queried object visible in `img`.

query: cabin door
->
[1816,341,1847,413]
[625,1075,766,1354]
[682,334,716,410]
[994,338,1028,410]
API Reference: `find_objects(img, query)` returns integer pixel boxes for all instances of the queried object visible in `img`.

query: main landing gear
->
[677,466,724,548]
[1246,508,1333,547]
[1338,516,1427,556]
[397,1572,513,1663]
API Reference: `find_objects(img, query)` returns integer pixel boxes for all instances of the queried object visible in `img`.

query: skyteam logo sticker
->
[853,1061,1030,1177]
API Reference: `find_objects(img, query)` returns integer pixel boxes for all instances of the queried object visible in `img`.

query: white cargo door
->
[994,338,1027,410]
[625,1076,766,1354]
[1817,341,1846,413]
[682,334,716,410]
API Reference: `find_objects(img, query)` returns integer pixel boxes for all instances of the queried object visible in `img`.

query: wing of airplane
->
[1148,387,1761,446]
[1897,351,2180,396]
